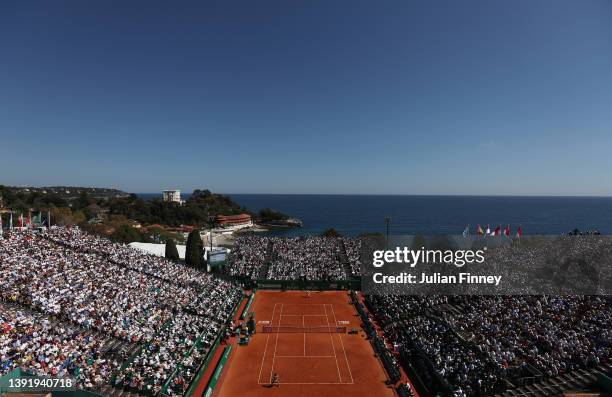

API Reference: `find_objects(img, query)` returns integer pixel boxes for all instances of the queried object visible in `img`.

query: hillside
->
[106,189,251,227]
[3,186,128,200]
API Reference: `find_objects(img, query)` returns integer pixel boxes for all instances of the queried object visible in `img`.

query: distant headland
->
[0,185,302,244]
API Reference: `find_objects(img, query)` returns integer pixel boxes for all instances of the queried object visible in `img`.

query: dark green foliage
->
[0,185,69,214]
[111,224,142,243]
[107,189,250,227]
[165,238,180,261]
[322,228,340,238]
[185,230,204,267]
[258,208,289,222]
[0,186,256,229]
[77,191,93,210]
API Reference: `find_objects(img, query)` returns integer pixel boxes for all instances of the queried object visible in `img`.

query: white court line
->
[257,302,277,383]
[324,303,342,383]
[274,355,336,358]
[281,314,326,318]
[257,381,347,385]
[269,303,283,384]
[331,303,354,384]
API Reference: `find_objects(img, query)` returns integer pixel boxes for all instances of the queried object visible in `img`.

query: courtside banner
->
[360,235,612,295]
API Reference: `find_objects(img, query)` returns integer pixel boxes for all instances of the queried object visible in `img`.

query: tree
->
[84,203,102,220]
[185,230,204,267]
[258,208,289,222]
[165,238,180,261]
[111,224,141,243]
[322,228,340,238]
[51,207,86,226]
[77,191,92,210]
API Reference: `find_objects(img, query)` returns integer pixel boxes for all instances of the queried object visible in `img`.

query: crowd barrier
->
[349,291,401,384]
[597,371,612,393]
[240,290,256,320]
[222,275,361,291]
[372,336,401,383]
[255,278,360,291]
[400,343,454,396]
[397,383,415,397]
[203,345,233,397]
[182,292,243,397]
[231,277,361,291]
[183,334,222,397]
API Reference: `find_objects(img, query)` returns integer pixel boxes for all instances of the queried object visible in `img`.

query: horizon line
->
[137,192,612,198]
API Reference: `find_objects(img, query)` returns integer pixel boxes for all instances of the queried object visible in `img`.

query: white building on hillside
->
[163,190,181,203]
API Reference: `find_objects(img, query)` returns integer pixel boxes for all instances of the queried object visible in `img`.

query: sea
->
[137,194,612,237]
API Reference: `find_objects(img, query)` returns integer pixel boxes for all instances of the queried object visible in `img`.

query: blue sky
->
[1,0,612,195]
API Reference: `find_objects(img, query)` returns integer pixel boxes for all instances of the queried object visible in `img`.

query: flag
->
[27,212,32,228]
[477,224,484,236]
[493,225,501,236]
[485,224,491,236]
[0,213,3,232]
[9,213,12,230]
[462,225,470,238]
[19,213,24,228]
[504,225,510,237]
[516,226,523,238]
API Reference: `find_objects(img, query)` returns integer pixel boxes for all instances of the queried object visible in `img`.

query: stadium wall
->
[203,345,233,397]
[254,278,360,290]
[184,292,244,397]
[240,290,256,320]
[184,335,222,397]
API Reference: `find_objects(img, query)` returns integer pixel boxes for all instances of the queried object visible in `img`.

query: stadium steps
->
[257,240,274,278]
[436,303,463,317]
[100,336,140,359]
[559,373,585,388]
[522,384,542,395]
[337,239,353,278]
[496,365,607,397]
[530,382,553,395]
[98,385,142,397]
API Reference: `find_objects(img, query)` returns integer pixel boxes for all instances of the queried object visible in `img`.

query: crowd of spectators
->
[3,226,611,397]
[365,295,611,397]
[224,235,358,281]
[46,228,221,290]
[0,303,118,389]
[341,237,362,277]
[114,313,218,395]
[224,236,270,279]
[566,228,601,236]
[0,227,242,395]
[266,237,347,280]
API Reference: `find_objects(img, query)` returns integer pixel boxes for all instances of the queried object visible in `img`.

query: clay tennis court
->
[215,290,394,397]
